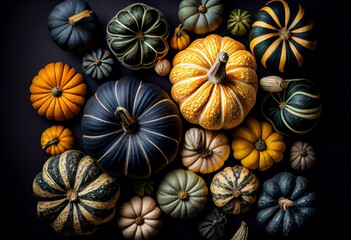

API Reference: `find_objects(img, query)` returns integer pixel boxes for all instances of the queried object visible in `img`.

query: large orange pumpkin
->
[169,34,258,130]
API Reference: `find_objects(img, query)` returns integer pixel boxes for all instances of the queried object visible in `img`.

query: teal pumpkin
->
[256,172,317,236]
[81,76,182,179]
[82,48,114,80]
[261,78,322,135]
[48,0,98,53]
[32,150,120,236]
[249,0,317,73]
[106,3,170,70]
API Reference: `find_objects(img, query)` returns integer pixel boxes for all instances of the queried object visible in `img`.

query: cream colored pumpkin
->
[290,141,316,170]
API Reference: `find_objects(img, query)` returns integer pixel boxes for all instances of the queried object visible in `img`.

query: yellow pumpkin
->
[40,125,75,155]
[169,34,258,130]
[181,127,230,174]
[170,24,191,51]
[29,62,87,121]
[231,117,286,171]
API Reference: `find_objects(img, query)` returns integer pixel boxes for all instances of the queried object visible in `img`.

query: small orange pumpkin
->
[29,62,87,121]
[40,125,75,156]
[170,24,191,51]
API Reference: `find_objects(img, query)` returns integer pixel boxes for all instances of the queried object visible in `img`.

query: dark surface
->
[1,0,350,239]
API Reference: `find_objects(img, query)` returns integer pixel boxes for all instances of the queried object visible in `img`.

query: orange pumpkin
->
[170,24,191,51]
[29,62,87,121]
[40,125,75,155]
[169,34,258,130]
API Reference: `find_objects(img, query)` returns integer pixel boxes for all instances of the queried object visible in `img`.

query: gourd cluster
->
[29,0,322,239]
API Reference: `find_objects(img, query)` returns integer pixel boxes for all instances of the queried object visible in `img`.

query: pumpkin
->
[32,150,120,236]
[178,0,224,35]
[82,48,114,80]
[40,125,75,155]
[198,207,227,240]
[170,24,191,51]
[261,78,322,135]
[131,180,154,197]
[249,0,317,73]
[169,34,258,130]
[106,3,170,70]
[256,171,317,236]
[290,141,316,170]
[156,169,208,219]
[29,62,87,121]
[48,0,98,53]
[117,196,162,240]
[227,9,253,37]
[231,117,286,171]
[210,165,259,214]
[181,127,230,174]
[81,76,182,179]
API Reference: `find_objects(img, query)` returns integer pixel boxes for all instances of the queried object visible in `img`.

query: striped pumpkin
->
[261,78,322,135]
[81,76,182,179]
[32,150,120,236]
[210,165,259,214]
[249,0,317,73]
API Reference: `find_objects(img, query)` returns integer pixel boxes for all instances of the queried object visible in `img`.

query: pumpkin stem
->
[93,59,101,65]
[201,148,213,158]
[198,3,207,13]
[278,197,294,211]
[279,26,291,40]
[232,189,241,198]
[66,189,78,202]
[115,107,139,134]
[43,138,59,150]
[279,102,286,110]
[299,149,307,157]
[52,87,63,97]
[134,216,145,225]
[68,10,93,26]
[178,191,189,201]
[255,138,267,151]
[136,32,144,41]
[176,24,186,37]
[208,52,229,84]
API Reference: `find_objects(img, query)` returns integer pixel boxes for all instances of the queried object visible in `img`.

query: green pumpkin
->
[32,150,120,236]
[106,3,169,70]
[226,8,253,37]
[156,169,208,219]
[178,0,224,35]
[48,0,98,53]
[198,208,227,240]
[82,48,114,80]
[249,0,317,73]
[256,172,317,236]
[261,78,322,136]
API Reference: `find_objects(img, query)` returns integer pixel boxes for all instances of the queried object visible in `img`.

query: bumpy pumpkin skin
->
[169,34,258,131]
[117,196,162,240]
[178,0,224,35]
[40,125,75,155]
[231,117,286,171]
[29,62,87,121]
[81,77,182,179]
[249,0,317,73]
[32,150,120,236]
[181,127,230,174]
[48,0,98,53]
[256,172,317,236]
[156,169,208,219]
[210,165,259,214]
[106,3,169,70]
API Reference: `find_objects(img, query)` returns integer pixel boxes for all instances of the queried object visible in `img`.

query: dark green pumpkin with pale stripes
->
[261,78,322,136]
[210,165,259,214]
[249,0,317,73]
[32,150,120,236]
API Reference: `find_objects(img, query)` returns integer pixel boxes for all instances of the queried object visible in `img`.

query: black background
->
[1,0,350,239]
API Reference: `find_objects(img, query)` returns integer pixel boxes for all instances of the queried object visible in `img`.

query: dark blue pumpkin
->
[261,78,322,136]
[256,172,317,236]
[48,0,98,53]
[81,76,183,179]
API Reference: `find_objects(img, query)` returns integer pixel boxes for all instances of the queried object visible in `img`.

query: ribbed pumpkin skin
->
[106,3,169,70]
[81,77,182,179]
[82,48,114,80]
[32,150,120,236]
[40,125,75,155]
[256,172,317,236]
[261,78,322,135]
[156,169,208,219]
[48,0,98,53]
[29,62,87,121]
[210,165,259,214]
[249,0,317,73]
[198,208,227,240]
[169,34,258,130]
